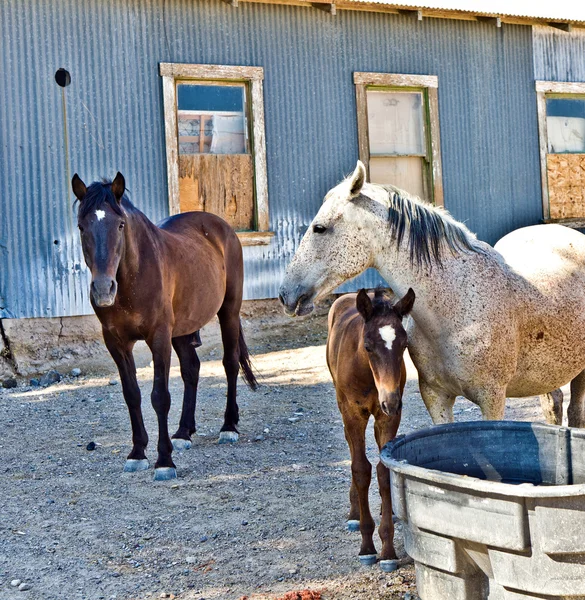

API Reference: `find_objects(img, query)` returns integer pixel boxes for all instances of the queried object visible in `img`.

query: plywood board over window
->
[354,72,443,206]
[160,63,273,246]
[536,81,585,227]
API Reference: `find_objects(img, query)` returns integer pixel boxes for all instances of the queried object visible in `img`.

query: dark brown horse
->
[72,172,257,481]
[327,288,414,571]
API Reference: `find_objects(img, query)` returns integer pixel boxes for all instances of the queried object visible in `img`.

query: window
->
[354,73,443,206]
[536,81,585,226]
[160,63,272,245]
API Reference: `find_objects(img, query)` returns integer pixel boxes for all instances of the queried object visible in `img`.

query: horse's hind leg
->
[569,370,585,428]
[217,300,242,444]
[539,389,563,426]
[171,333,201,450]
[103,331,149,473]
[373,412,401,571]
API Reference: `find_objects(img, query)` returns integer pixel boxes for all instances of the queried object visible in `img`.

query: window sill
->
[237,231,275,246]
[544,218,585,229]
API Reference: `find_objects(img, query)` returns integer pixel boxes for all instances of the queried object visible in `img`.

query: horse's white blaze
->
[95,210,106,221]
[379,325,396,350]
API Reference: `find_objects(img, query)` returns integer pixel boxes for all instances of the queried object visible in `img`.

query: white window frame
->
[160,63,272,245]
[536,80,585,227]
[353,72,444,206]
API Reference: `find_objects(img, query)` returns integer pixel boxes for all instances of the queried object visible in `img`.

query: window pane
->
[177,83,248,155]
[370,156,426,200]
[546,98,585,154]
[366,90,425,156]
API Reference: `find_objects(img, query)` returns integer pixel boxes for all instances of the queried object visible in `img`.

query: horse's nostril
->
[110,280,116,294]
[278,293,285,305]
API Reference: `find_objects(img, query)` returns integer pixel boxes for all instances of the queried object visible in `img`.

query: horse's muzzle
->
[91,277,118,307]
[380,391,403,417]
[278,286,315,317]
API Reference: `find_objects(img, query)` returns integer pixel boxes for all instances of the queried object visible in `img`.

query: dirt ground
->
[0,300,557,600]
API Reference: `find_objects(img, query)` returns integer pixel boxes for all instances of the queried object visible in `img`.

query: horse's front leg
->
[147,328,176,481]
[103,331,149,472]
[419,379,456,424]
[373,412,401,572]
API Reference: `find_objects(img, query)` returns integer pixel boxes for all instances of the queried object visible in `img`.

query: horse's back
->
[496,224,585,284]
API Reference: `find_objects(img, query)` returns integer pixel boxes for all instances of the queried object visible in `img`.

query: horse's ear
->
[394,288,415,318]
[72,174,87,202]
[356,289,373,322]
[349,161,366,198]
[111,172,125,204]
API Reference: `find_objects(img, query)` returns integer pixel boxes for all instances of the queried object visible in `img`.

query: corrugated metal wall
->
[1,0,542,318]
[533,25,585,82]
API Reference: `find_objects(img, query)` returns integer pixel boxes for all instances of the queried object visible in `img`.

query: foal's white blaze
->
[379,325,396,350]
[95,210,106,221]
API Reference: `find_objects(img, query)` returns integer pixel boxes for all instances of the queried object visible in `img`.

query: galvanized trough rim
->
[380,420,585,498]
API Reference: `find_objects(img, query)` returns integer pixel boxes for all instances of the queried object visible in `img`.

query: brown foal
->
[72,173,257,481]
[326,288,415,571]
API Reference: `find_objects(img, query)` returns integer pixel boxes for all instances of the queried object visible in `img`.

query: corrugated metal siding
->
[533,25,585,82]
[0,0,541,318]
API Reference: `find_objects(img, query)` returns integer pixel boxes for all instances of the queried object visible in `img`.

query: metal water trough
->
[381,421,585,599]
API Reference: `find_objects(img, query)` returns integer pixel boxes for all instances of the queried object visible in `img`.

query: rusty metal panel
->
[0,0,541,317]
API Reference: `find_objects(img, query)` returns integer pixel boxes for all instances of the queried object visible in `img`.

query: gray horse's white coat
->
[279,161,585,426]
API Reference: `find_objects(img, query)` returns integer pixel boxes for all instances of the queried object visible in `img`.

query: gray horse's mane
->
[378,184,483,269]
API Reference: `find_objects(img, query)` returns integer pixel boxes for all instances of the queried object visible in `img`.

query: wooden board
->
[547,154,585,220]
[178,154,255,231]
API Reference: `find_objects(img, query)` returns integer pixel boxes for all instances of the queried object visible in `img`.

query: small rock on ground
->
[39,370,61,387]
[2,378,17,389]
[71,368,82,377]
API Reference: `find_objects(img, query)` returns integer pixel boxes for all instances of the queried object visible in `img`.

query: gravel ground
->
[0,302,557,600]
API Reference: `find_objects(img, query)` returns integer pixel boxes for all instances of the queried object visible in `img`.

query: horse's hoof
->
[123,459,150,472]
[153,467,177,481]
[218,431,239,444]
[359,554,378,566]
[380,559,399,573]
[347,520,360,532]
[172,438,192,451]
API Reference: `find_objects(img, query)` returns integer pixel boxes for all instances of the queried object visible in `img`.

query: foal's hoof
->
[380,559,399,573]
[359,554,378,567]
[218,431,239,444]
[153,467,177,481]
[172,438,192,451]
[347,520,360,532]
[123,459,150,472]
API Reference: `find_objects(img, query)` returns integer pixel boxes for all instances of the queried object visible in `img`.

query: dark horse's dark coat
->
[72,173,256,480]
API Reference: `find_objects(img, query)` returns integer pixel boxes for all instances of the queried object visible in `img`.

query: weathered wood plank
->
[159,63,264,81]
[178,154,255,231]
[353,72,439,88]
[427,86,444,207]
[354,83,370,179]
[162,75,180,216]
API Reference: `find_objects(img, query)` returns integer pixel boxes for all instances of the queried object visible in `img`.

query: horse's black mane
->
[380,184,483,269]
[77,179,134,219]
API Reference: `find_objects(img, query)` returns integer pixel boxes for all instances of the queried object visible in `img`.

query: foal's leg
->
[146,329,176,480]
[171,333,201,450]
[373,412,401,571]
[103,331,149,472]
[419,380,456,424]
[569,369,585,428]
[340,405,377,564]
[217,301,241,444]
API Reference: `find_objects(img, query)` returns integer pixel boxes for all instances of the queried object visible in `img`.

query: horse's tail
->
[239,321,258,390]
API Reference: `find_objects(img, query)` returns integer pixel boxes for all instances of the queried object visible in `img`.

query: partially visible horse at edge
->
[280,161,585,427]
[327,288,414,571]
[72,172,257,481]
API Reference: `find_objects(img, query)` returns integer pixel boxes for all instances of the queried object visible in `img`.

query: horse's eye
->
[313,224,327,234]
[119,222,125,230]
[364,344,372,353]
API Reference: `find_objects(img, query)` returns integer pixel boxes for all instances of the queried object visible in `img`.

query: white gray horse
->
[279,161,585,426]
